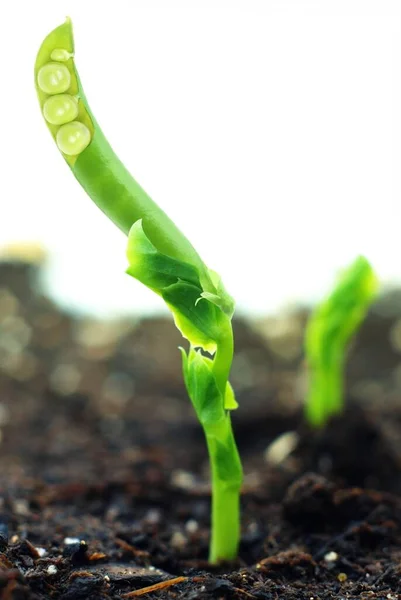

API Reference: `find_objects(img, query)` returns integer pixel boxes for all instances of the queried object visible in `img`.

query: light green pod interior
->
[34,18,94,166]
[35,18,221,294]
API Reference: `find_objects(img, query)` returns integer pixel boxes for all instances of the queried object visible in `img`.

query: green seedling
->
[304,255,378,428]
[35,19,242,563]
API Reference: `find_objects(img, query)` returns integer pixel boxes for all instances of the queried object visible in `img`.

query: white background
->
[1,0,400,316]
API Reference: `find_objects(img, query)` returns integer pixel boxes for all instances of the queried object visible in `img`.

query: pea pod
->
[34,18,215,290]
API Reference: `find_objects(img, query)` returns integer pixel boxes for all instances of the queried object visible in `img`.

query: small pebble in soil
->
[35,547,47,557]
[46,565,58,576]
[64,537,81,545]
[171,469,196,489]
[143,509,161,525]
[13,499,30,516]
[324,551,338,562]
[63,540,88,565]
[185,519,199,534]
[170,530,187,549]
[264,431,299,465]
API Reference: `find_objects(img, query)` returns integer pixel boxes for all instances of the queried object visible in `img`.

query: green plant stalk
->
[211,314,234,396]
[35,18,242,563]
[205,416,242,562]
[207,322,241,562]
[324,347,344,417]
[305,358,343,427]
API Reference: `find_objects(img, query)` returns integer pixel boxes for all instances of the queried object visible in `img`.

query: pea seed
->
[37,62,71,94]
[50,48,72,61]
[56,121,91,155]
[43,94,78,125]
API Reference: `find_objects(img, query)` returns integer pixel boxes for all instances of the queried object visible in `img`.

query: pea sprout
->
[304,255,378,428]
[34,18,242,563]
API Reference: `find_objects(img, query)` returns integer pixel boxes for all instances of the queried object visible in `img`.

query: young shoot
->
[34,19,242,563]
[304,255,378,428]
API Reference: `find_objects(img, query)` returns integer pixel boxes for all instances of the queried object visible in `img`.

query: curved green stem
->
[305,346,344,427]
[205,416,242,562]
[305,363,342,427]
[207,317,241,562]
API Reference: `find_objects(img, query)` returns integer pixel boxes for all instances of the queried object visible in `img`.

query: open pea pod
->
[34,18,217,295]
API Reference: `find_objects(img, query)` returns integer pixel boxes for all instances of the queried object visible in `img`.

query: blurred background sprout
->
[304,255,378,428]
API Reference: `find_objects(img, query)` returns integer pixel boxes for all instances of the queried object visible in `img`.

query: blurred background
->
[2,0,401,317]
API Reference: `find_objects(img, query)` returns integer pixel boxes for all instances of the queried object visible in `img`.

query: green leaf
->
[202,269,235,318]
[306,255,378,364]
[224,381,238,410]
[180,347,238,416]
[163,281,224,351]
[126,220,226,351]
[126,219,201,292]
[180,347,225,426]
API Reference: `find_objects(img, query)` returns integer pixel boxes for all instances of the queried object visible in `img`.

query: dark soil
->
[1,260,401,599]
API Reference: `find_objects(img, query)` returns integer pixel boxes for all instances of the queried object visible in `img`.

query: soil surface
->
[1,260,401,599]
